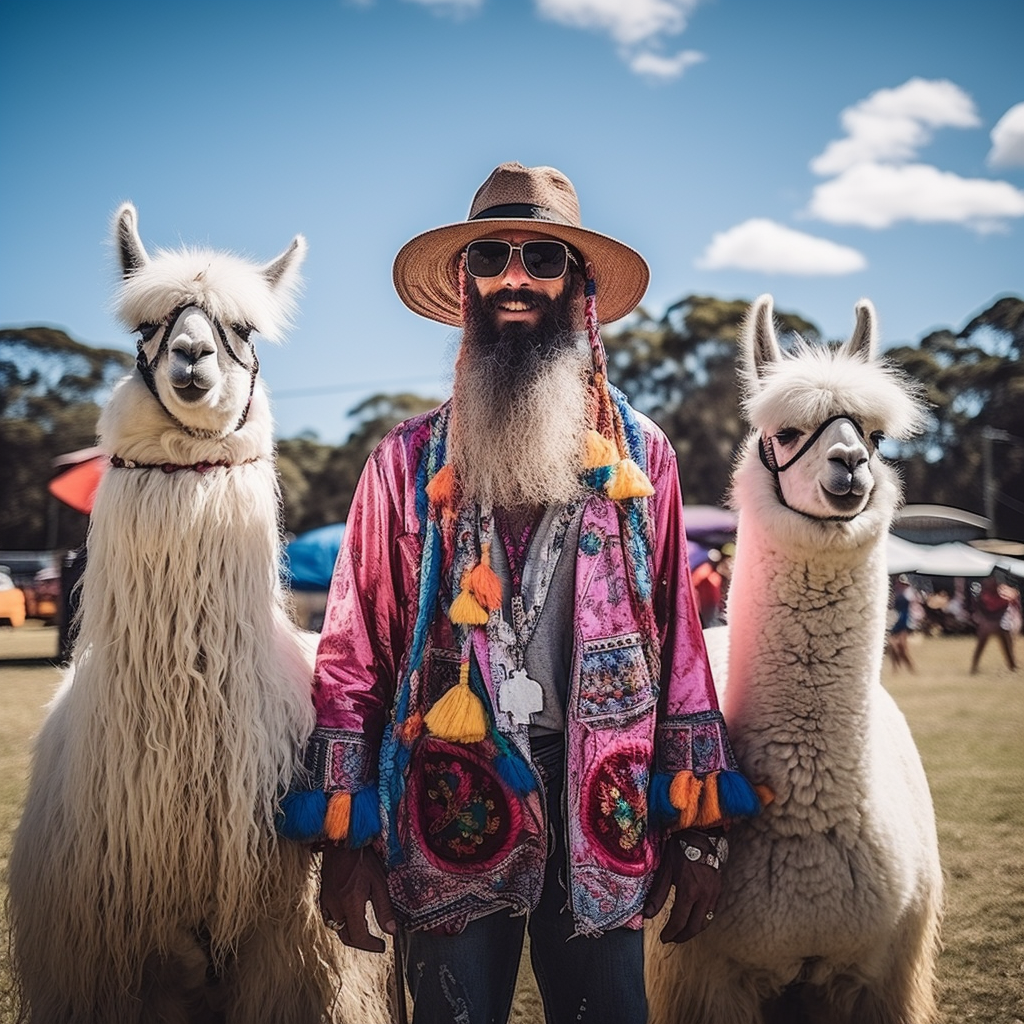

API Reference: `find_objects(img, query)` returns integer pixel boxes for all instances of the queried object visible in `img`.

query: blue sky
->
[3,0,1022,443]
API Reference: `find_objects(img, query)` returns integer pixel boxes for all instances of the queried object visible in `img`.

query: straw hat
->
[393,162,650,327]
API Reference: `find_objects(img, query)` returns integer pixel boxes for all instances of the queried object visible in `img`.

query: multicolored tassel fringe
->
[652,768,767,830]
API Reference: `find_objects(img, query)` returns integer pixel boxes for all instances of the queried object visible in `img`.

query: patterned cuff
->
[303,727,375,793]
[655,709,738,775]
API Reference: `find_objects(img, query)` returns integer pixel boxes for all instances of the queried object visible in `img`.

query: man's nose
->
[500,250,532,287]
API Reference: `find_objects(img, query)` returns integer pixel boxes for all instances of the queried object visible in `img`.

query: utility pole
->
[980,426,1013,537]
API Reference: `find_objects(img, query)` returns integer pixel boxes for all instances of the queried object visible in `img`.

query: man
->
[282,163,759,1024]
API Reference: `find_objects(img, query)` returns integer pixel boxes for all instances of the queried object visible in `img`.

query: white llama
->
[645,295,943,1024]
[7,204,391,1024]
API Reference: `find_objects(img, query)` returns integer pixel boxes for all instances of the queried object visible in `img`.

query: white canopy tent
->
[886,535,1024,579]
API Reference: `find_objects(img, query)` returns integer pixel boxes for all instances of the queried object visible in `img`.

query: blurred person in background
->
[970,573,1020,674]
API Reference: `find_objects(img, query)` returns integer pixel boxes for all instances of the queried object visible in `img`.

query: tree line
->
[2,293,1021,552]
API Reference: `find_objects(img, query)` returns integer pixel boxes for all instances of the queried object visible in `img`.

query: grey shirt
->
[490,503,584,735]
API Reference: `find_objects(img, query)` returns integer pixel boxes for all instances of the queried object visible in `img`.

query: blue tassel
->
[494,741,537,796]
[647,772,676,828]
[349,784,382,847]
[275,789,327,841]
[717,770,762,818]
[583,465,614,490]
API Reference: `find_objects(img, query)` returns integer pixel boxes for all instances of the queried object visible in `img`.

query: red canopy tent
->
[49,447,108,515]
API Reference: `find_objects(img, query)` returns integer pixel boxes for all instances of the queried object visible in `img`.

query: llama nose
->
[170,334,216,363]
[829,447,867,469]
[828,447,868,474]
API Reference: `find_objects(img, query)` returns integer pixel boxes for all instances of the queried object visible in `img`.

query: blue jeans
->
[402,735,648,1024]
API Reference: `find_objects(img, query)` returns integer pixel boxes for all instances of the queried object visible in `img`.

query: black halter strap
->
[757,413,879,523]
[758,413,869,475]
[135,304,259,437]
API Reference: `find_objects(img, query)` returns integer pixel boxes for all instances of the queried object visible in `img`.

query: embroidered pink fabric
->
[310,401,736,934]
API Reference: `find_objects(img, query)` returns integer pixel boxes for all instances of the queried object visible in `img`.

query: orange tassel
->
[669,771,703,830]
[468,542,503,611]
[426,463,456,505]
[754,784,775,807]
[605,458,655,500]
[323,791,352,842]
[424,662,488,743]
[695,773,722,828]
[584,429,619,469]
[397,711,424,744]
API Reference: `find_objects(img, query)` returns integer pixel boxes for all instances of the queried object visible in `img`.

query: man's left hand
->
[642,829,726,944]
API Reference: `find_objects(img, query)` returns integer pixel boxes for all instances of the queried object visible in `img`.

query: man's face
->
[467,229,570,330]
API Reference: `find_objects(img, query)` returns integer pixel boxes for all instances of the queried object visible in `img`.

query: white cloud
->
[696,219,867,276]
[811,78,980,176]
[807,162,1024,231]
[534,0,699,46]
[628,48,705,81]
[533,0,705,79]
[988,102,1024,168]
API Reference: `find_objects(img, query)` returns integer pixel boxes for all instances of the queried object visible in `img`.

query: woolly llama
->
[645,296,943,1024]
[7,204,391,1023]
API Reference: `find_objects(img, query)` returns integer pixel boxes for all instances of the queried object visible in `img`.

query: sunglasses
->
[465,239,579,281]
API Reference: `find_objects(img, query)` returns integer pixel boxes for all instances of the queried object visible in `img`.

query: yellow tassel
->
[323,791,352,842]
[426,463,456,505]
[754,784,775,807]
[424,662,488,743]
[694,773,722,828]
[468,543,503,611]
[669,771,703,830]
[605,458,655,500]
[583,429,619,469]
[449,574,490,625]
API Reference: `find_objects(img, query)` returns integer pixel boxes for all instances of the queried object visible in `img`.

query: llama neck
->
[64,457,308,944]
[722,508,890,737]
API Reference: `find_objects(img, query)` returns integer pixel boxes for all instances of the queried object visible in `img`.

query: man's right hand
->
[319,843,397,953]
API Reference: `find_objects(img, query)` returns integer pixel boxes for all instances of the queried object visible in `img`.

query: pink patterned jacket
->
[293,396,757,935]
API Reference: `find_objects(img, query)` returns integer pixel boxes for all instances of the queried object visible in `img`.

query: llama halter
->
[109,454,262,473]
[758,412,883,522]
[134,302,260,438]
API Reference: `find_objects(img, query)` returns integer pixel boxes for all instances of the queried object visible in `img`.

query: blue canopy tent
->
[284,523,345,591]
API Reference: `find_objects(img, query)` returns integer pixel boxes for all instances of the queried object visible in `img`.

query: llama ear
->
[115,202,148,278]
[745,294,782,386]
[263,235,307,293]
[844,299,878,360]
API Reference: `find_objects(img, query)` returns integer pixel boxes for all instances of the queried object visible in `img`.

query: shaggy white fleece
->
[645,296,942,1024]
[7,207,391,1023]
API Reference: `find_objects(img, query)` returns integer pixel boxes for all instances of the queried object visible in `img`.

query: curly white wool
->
[645,296,942,1024]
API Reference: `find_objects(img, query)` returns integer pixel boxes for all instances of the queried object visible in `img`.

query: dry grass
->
[1,627,1021,1022]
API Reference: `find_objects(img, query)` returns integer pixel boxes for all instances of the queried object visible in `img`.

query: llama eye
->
[774,428,802,446]
[870,430,885,446]
[136,323,161,343]
[232,323,255,343]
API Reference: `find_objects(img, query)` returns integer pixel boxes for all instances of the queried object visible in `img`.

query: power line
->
[273,375,443,399]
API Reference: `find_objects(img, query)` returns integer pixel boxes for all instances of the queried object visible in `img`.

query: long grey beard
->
[449,337,592,509]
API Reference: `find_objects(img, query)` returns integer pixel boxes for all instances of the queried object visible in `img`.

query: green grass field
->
[1,625,1021,1022]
